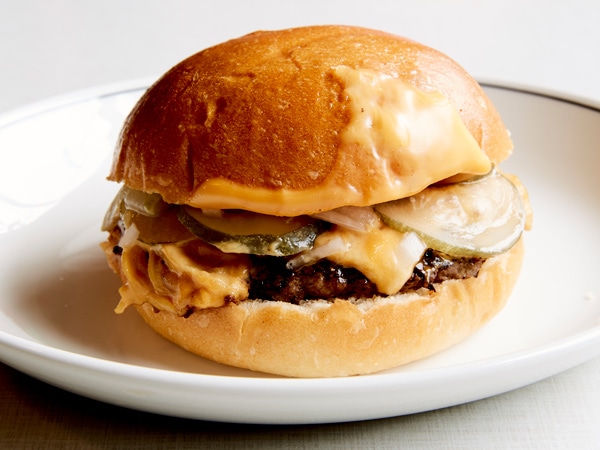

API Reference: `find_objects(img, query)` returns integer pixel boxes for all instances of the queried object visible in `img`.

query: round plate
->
[0,80,599,424]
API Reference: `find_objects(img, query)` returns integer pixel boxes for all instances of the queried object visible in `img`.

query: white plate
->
[0,80,599,425]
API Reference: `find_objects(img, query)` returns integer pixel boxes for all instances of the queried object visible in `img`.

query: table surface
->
[1,1,600,448]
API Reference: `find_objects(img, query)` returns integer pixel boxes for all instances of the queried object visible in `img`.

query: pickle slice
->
[101,187,127,231]
[374,171,526,257]
[177,207,321,256]
[122,187,169,217]
[102,186,170,232]
[123,207,195,244]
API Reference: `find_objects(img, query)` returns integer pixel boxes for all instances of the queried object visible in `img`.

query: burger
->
[101,25,531,377]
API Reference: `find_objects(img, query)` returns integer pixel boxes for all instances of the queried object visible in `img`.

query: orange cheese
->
[188,66,491,216]
[114,240,250,314]
[315,225,426,295]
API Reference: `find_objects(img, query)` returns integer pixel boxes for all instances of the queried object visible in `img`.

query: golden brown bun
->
[109,25,513,214]
[132,238,524,378]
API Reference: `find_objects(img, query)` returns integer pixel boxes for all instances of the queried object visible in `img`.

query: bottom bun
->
[133,239,524,378]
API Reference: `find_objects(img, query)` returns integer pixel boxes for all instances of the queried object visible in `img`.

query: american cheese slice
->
[189,66,491,216]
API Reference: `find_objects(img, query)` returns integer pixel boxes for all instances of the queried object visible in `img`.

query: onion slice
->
[311,206,380,232]
[286,237,349,270]
[118,223,140,250]
[392,231,427,288]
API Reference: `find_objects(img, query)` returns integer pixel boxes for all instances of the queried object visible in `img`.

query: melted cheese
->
[114,223,426,313]
[112,68,497,312]
[189,66,491,216]
[315,225,426,295]
[158,244,249,309]
[114,241,249,314]
[116,244,181,314]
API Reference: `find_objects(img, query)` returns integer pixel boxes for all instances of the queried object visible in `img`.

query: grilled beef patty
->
[249,250,485,303]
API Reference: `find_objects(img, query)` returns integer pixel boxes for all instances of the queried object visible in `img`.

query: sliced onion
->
[118,223,140,250]
[286,237,349,270]
[391,232,427,288]
[393,232,427,266]
[311,206,380,232]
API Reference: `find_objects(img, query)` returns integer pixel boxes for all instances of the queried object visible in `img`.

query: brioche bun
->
[103,25,527,378]
[131,239,523,378]
[109,25,513,216]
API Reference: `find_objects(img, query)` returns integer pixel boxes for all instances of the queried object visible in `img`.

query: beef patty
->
[249,250,485,303]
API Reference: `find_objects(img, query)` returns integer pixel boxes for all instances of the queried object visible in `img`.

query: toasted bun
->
[109,25,513,216]
[131,238,523,378]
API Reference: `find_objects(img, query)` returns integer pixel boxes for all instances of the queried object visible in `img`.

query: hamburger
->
[101,25,531,377]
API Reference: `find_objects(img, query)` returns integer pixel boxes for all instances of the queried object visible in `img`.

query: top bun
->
[109,25,513,216]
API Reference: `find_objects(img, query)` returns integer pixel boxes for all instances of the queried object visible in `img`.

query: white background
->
[1,1,599,448]
[2,0,600,114]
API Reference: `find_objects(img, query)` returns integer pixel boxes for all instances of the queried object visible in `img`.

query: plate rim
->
[1,79,600,422]
[0,77,155,129]
[2,76,599,131]
[1,310,599,388]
